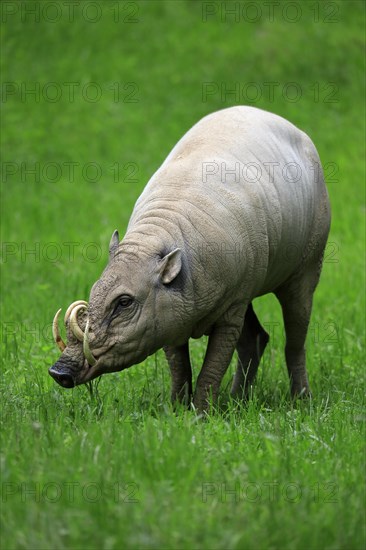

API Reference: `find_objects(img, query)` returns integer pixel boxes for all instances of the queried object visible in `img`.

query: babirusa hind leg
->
[231,302,269,398]
[275,258,324,397]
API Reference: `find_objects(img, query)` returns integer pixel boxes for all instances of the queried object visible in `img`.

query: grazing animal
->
[49,106,331,411]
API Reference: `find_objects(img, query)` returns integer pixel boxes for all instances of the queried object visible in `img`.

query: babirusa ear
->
[109,230,120,258]
[159,248,182,284]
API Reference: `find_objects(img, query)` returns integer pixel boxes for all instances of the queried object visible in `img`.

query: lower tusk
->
[83,319,97,366]
[52,308,66,352]
[69,304,87,342]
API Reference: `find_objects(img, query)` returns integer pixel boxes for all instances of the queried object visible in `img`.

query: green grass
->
[1,1,365,549]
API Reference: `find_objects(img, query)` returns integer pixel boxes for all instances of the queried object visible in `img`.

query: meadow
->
[1,1,365,549]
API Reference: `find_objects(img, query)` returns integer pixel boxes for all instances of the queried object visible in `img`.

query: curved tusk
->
[52,308,66,352]
[69,304,87,342]
[83,319,97,366]
[64,300,88,325]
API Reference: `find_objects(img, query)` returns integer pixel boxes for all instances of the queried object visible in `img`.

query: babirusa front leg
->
[164,343,192,406]
[193,316,243,413]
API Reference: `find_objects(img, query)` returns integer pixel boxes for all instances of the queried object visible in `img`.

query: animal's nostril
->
[48,368,75,388]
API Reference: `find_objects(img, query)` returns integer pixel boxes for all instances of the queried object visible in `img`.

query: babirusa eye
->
[119,295,133,308]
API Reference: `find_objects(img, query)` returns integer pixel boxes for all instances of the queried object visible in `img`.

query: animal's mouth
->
[77,358,103,384]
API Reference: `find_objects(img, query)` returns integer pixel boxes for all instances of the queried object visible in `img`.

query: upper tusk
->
[52,308,66,352]
[83,319,97,366]
[64,300,88,325]
[69,304,87,342]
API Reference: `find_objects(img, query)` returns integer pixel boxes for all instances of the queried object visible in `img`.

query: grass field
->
[1,1,365,549]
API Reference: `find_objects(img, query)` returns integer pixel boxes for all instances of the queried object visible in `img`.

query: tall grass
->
[1,1,365,549]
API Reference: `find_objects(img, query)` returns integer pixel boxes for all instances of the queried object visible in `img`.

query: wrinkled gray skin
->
[49,106,331,411]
